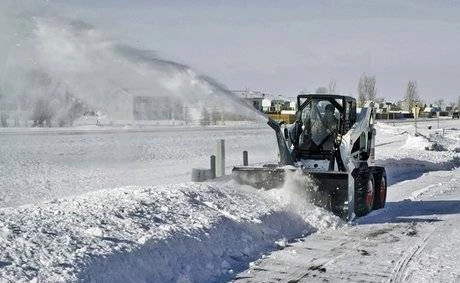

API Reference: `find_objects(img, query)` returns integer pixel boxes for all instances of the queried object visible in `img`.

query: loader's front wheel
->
[354,165,375,217]
[373,167,387,209]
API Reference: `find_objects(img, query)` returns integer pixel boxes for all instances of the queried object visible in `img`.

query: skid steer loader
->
[233,94,387,220]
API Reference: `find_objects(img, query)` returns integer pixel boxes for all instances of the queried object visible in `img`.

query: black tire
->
[353,164,375,217]
[372,167,387,209]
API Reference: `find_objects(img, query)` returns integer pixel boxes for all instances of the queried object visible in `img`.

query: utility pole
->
[437,111,440,129]
[412,105,420,135]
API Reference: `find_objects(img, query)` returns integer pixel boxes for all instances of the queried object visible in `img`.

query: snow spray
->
[0,2,266,127]
[266,170,343,229]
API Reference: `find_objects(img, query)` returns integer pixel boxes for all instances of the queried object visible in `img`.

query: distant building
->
[376,100,398,113]
[133,96,155,120]
[233,90,266,112]
[233,89,297,123]
[248,97,264,112]
[133,95,184,120]
[262,98,272,112]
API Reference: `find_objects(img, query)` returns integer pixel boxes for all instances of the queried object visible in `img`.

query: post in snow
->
[215,139,225,177]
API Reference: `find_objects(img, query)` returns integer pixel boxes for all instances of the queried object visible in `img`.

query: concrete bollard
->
[243,151,248,166]
[191,168,213,182]
[210,155,216,179]
[215,139,225,177]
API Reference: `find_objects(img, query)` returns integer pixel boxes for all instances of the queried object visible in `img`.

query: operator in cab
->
[289,101,339,160]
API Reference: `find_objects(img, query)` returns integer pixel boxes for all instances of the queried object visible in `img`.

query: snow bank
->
[374,122,460,185]
[401,130,459,152]
[0,180,339,282]
[402,135,431,150]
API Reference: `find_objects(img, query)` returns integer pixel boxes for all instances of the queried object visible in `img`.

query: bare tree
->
[211,107,220,125]
[200,107,210,126]
[315,86,328,94]
[31,98,54,127]
[182,106,190,125]
[0,112,8,127]
[434,99,444,110]
[328,79,337,94]
[457,95,460,110]
[405,80,419,112]
[357,74,377,107]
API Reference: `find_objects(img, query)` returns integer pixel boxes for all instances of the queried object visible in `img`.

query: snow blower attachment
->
[233,94,387,220]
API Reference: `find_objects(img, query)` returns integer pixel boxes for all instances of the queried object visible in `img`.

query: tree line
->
[315,74,460,112]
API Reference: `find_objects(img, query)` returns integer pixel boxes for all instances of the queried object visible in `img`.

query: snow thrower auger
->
[232,94,387,220]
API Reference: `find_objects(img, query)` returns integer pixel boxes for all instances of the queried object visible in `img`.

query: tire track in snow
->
[388,225,436,282]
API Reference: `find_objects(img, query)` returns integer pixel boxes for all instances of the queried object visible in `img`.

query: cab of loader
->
[289,94,357,167]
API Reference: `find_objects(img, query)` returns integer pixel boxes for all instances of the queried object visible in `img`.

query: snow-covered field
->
[0,118,459,282]
[0,125,277,207]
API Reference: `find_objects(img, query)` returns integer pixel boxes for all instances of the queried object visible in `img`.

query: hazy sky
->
[51,1,460,103]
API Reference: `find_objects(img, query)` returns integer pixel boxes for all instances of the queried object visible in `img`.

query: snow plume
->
[0,2,265,127]
[267,169,343,230]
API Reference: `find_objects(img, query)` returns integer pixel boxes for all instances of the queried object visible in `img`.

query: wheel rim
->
[365,179,374,210]
[379,176,386,203]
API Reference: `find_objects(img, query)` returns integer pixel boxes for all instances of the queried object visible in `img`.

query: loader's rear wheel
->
[373,167,387,209]
[354,164,375,217]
